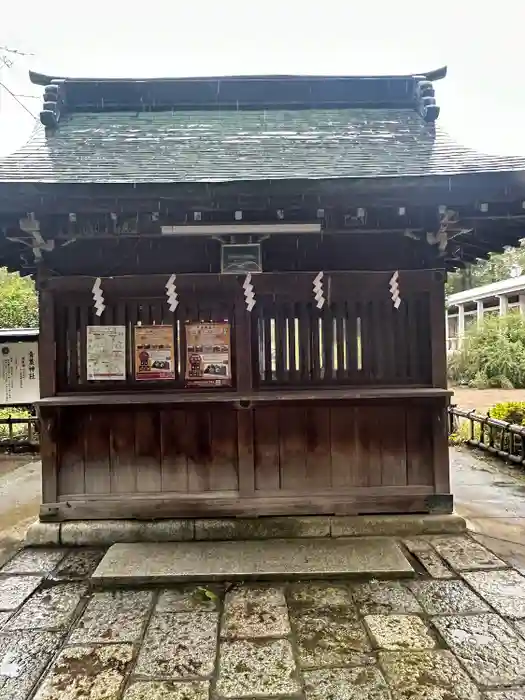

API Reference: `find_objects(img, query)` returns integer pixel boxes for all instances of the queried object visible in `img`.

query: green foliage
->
[446,239,525,296]
[448,313,525,388]
[0,406,32,441]
[0,268,38,328]
[488,401,525,424]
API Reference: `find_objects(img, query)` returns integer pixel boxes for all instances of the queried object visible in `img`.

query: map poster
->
[185,322,232,387]
[134,325,175,381]
[86,326,126,381]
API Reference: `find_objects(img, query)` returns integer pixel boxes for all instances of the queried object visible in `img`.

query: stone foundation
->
[25,514,466,547]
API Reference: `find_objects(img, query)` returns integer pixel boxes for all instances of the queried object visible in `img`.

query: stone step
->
[92,536,415,585]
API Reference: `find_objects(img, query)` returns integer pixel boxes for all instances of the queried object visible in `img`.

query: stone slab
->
[1,549,66,575]
[0,575,42,611]
[364,614,436,651]
[303,666,391,700]
[222,585,290,638]
[432,614,525,687]
[60,519,194,546]
[196,516,330,540]
[24,522,60,547]
[351,581,422,615]
[379,650,481,700]
[216,638,300,698]
[408,580,490,615]
[403,538,454,579]
[5,583,87,631]
[123,680,209,700]
[92,537,414,583]
[462,570,525,619]
[69,590,153,644]
[0,630,64,700]
[135,612,218,679]
[429,535,507,571]
[332,514,466,538]
[33,643,133,700]
[48,550,105,581]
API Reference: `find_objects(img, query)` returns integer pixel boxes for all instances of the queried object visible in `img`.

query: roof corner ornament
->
[40,79,65,128]
[414,78,440,123]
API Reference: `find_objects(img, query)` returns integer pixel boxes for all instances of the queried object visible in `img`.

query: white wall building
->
[446,272,525,352]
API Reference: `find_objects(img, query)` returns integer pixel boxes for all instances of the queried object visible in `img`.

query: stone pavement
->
[0,536,524,698]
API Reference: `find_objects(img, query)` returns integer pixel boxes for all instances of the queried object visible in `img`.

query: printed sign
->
[86,326,126,381]
[134,325,175,381]
[185,322,231,387]
[0,341,39,404]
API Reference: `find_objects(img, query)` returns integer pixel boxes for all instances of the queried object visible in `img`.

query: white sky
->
[1,0,525,158]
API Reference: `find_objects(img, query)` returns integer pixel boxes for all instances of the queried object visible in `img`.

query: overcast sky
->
[1,1,524,158]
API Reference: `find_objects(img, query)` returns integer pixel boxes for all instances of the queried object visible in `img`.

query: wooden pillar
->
[37,272,59,507]
[234,296,255,496]
[429,271,447,388]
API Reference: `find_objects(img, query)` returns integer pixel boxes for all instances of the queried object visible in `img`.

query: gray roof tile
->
[0,108,524,184]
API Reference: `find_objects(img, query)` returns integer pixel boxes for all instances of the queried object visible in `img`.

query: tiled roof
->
[1,108,525,184]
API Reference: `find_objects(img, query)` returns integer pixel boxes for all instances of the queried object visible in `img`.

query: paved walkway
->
[0,535,524,699]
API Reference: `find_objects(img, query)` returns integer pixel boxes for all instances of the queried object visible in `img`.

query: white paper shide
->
[86,326,126,381]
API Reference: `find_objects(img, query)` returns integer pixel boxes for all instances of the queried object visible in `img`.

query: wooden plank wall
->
[56,401,436,500]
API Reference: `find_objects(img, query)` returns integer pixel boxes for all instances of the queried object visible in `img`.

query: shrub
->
[448,313,525,388]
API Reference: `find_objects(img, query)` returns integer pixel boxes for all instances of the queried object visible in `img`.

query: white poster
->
[86,326,126,381]
[0,341,39,404]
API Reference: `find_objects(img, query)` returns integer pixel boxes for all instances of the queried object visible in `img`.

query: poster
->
[134,325,175,381]
[86,326,126,381]
[0,341,39,404]
[185,322,231,387]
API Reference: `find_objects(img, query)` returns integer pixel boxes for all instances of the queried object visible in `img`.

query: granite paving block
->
[403,538,454,579]
[196,516,330,540]
[463,570,525,619]
[379,650,480,700]
[32,643,133,700]
[123,680,209,700]
[287,582,354,610]
[331,514,465,538]
[216,638,300,698]
[432,614,525,687]
[48,549,105,581]
[429,536,507,571]
[6,583,87,631]
[156,585,222,613]
[93,538,414,583]
[351,581,422,615]
[303,666,391,700]
[291,606,373,668]
[222,585,290,638]
[365,614,436,650]
[0,630,63,700]
[135,612,218,679]
[1,549,66,575]
[484,692,525,700]
[0,575,42,611]
[408,580,490,615]
[69,590,153,644]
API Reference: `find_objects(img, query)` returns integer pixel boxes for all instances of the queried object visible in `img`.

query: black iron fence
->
[448,405,525,465]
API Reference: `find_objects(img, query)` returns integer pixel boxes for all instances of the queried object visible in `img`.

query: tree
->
[446,239,525,295]
[0,268,38,328]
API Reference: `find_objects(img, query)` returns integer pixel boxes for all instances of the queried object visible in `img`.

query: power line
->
[0,81,37,120]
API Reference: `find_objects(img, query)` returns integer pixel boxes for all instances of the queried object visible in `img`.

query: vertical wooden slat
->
[345,301,359,381]
[234,296,253,393]
[335,305,345,380]
[279,406,307,489]
[110,410,138,493]
[254,406,280,491]
[84,410,111,494]
[66,303,79,388]
[114,300,128,381]
[430,273,447,388]
[406,404,434,486]
[360,405,383,487]
[311,307,321,383]
[406,298,418,382]
[210,408,238,491]
[263,302,273,383]
[380,301,396,383]
[305,407,332,489]
[160,408,188,492]
[187,408,211,492]
[274,305,287,383]
[321,306,334,382]
[135,410,162,492]
[379,406,407,486]
[237,409,255,496]
[432,401,451,493]
[78,304,89,384]
[38,286,56,397]
[57,407,85,497]
[287,304,298,383]
[298,303,311,382]
[331,405,361,488]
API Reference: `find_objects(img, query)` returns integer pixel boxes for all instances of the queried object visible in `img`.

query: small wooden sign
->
[134,325,175,381]
[185,322,232,387]
[221,243,262,274]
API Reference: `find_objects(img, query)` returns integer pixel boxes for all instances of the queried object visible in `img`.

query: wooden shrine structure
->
[1,67,525,523]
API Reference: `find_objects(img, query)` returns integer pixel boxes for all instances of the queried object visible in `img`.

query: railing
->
[0,415,39,453]
[448,405,525,464]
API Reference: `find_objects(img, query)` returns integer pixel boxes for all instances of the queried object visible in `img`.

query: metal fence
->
[448,405,525,465]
